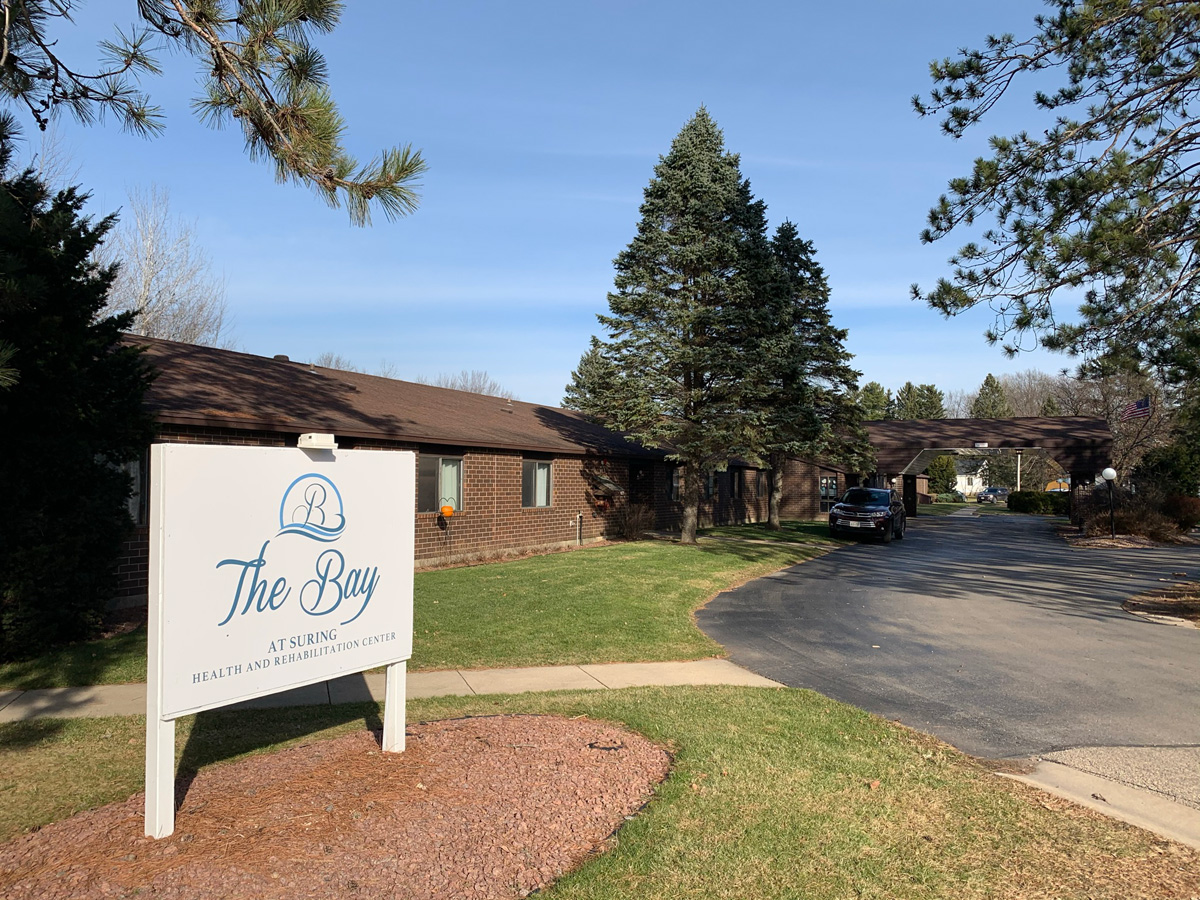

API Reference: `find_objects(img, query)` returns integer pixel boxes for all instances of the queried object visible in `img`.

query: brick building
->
[114,338,851,606]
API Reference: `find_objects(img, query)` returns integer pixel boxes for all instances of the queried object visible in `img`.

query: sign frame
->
[144,443,414,838]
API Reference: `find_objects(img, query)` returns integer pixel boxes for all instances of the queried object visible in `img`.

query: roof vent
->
[274,354,290,362]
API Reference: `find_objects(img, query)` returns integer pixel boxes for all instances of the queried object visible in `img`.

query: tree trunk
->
[680,461,701,543]
[767,452,785,530]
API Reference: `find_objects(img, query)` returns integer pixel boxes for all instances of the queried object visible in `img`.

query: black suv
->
[828,488,906,542]
[976,486,1010,505]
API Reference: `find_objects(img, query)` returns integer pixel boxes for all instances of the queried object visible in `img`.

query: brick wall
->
[112,427,847,610]
[113,426,642,607]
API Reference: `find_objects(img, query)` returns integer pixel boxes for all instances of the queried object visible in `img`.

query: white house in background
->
[955,459,988,497]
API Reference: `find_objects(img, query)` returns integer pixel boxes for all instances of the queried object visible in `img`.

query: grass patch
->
[0,626,148,691]
[1,687,1194,898]
[0,533,833,688]
[411,535,830,671]
[699,520,838,544]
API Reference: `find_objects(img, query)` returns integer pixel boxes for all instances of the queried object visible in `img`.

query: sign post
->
[145,444,414,838]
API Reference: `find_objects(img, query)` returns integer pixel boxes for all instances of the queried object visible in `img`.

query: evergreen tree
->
[970,374,1016,487]
[0,340,16,388]
[894,382,921,420]
[758,221,868,529]
[894,382,946,419]
[597,109,761,543]
[857,381,892,421]
[0,133,156,658]
[970,374,1013,418]
[914,1,1200,382]
[1,3,423,225]
[915,383,946,418]
[1040,395,1062,416]
[925,455,958,494]
[562,337,619,420]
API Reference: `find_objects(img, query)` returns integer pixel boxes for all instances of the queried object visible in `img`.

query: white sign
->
[145,443,414,837]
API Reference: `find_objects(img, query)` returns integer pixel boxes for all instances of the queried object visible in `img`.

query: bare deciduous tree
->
[309,352,361,372]
[97,186,231,347]
[417,370,515,399]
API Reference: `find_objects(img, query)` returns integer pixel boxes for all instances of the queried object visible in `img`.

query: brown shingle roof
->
[130,336,660,458]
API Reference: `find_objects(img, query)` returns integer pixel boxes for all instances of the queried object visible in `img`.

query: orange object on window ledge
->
[440,505,454,517]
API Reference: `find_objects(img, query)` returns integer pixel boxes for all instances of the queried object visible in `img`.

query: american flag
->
[1119,397,1152,421]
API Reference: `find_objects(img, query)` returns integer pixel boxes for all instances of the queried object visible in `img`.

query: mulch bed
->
[0,715,671,899]
[1056,528,1200,550]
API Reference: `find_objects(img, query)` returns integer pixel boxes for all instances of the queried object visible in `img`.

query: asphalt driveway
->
[697,514,1200,760]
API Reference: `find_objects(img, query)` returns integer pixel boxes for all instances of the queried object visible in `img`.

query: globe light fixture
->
[1101,468,1117,537]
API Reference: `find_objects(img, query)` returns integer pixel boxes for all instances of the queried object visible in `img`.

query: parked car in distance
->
[829,488,906,542]
[976,486,1010,504]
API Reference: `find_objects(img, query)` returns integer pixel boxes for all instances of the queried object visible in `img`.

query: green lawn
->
[0,529,834,689]
[1,687,1192,898]
[698,520,838,543]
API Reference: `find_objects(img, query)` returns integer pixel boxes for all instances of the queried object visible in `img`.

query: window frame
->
[819,474,839,512]
[418,453,464,513]
[521,458,553,508]
[730,467,746,500]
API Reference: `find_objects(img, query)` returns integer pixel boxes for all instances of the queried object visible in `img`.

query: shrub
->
[1079,489,1180,540]
[1046,492,1071,517]
[936,492,963,503]
[1005,491,1044,513]
[1163,495,1200,533]
[1006,491,1071,516]
[614,502,657,540]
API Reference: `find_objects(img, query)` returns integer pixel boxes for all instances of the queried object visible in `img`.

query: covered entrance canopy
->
[864,417,1113,518]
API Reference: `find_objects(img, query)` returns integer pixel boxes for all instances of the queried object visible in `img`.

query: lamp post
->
[1102,468,1117,537]
[1016,450,1023,492]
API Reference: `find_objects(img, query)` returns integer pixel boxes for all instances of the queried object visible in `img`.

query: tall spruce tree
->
[857,381,893,421]
[894,382,946,419]
[971,373,1017,487]
[562,337,619,421]
[758,221,868,529]
[971,374,1013,418]
[0,131,156,657]
[597,109,760,543]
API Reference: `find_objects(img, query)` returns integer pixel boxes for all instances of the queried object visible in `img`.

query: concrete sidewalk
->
[0,658,780,722]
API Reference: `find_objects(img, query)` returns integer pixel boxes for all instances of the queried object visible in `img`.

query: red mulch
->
[0,715,671,899]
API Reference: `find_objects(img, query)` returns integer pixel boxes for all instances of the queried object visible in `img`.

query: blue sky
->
[36,1,1073,405]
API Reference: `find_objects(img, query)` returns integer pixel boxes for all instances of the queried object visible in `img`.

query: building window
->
[757,469,768,496]
[629,460,653,503]
[670,467,681,501]
[730,468,745,499]
[418,454,462,512]
[819,474,839,512]
[126,454,148,525]
[522,459,552,508]
[704,472,715,500]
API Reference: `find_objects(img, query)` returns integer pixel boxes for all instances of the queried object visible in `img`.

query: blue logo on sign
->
[278,474,345,542]
[214,471,380,628]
